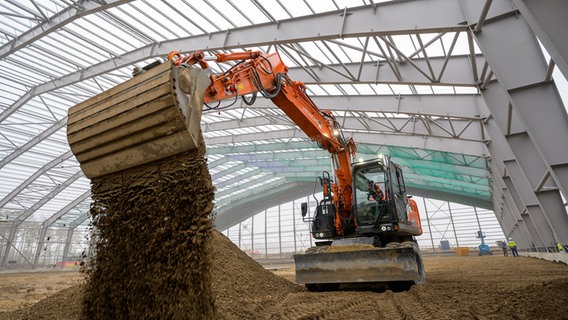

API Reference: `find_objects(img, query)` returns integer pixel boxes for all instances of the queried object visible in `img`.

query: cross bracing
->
[1,0,568,268]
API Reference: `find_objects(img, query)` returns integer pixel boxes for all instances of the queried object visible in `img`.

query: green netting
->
[208,140,492,205]
[356,144,491,202]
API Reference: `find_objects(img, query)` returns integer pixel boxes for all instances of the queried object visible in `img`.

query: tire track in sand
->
[384,290,435,320]
[266,292,389,320]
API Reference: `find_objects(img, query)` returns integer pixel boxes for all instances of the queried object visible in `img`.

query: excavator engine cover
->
[67,61,211,178]
[294,244,424,286]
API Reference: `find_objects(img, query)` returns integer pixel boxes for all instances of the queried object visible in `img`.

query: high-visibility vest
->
[508,240,516,248]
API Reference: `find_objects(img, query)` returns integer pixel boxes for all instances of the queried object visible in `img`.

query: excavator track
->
[67,61,210,179]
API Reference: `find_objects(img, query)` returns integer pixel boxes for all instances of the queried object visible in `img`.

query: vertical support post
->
[423,198,435,252]
[61,226,75,269]
[278,204,282,258]
[308,196,313,248]
[264,209,268,259]
[33,223,48,269]
[251,215,254,255]
[448,202,460,247]
[238,222,242,249]
[292,200,297,253]
[1,223,18,270]
[465,1,568,248]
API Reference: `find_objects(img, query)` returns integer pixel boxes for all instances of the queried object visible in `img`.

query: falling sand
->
[82,139,216,319]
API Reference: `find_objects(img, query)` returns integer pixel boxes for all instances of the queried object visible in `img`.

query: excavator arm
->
[169,50,357,234]
[67,49,355,234]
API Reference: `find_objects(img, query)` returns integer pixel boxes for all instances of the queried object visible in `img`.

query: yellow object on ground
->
[454,247,470,256]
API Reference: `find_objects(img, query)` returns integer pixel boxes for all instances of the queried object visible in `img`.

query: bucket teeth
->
[67,61,211,179]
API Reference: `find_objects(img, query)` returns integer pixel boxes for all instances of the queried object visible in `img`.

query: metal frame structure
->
[1,0,567,268]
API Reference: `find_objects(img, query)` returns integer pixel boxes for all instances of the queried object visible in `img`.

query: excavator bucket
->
[67,61,211,179]
[294,245,424,288]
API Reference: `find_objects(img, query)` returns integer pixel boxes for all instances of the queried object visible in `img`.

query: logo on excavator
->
[302,106,323,130]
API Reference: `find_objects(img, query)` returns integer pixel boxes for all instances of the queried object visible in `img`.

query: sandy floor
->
[270,254,568,319]
[0,269,82,312]
[1,253,568,319]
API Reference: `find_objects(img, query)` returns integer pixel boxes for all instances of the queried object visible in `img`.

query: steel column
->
[61,227,75,269]
[447,202,460,247]
[61,214,89,269]
[278,204,282,258]
[264,209,268,258]
[465,2,568,249]
[423,197,436,251]
[32,224,48,268]
[513,0,568,79]
[482,101,551,249]
[292,200,297,253]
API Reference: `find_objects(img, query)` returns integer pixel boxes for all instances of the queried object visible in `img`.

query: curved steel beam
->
[0,150,73,208]
[0,0,135,59]
[0,117,66,170]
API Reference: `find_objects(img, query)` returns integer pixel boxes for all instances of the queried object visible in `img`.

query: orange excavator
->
[67,49,425,291]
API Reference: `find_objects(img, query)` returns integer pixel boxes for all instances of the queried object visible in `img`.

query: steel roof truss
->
[0,0,135,59]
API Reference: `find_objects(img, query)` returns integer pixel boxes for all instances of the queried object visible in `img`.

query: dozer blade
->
[294,246,421,285]
[67,61,211,179]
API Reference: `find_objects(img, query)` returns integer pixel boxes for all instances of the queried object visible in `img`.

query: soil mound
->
[0,285,83,320]
[210,231,301,319]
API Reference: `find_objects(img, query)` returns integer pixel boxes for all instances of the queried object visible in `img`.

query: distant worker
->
[508,239,519,257]
[558,242,564,253]
[501,241,508,256]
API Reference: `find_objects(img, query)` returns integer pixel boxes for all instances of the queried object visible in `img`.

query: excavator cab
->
[352,157,421,237]
[306,157,420,240]
[353,159,392,233]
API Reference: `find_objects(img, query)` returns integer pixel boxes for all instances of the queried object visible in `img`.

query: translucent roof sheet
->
[1,0,499,230]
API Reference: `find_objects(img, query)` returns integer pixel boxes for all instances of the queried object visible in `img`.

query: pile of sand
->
[209,231,300,319]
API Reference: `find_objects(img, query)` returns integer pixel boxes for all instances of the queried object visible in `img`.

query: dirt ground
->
[0,270,82,312]
[1,235,568,320]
